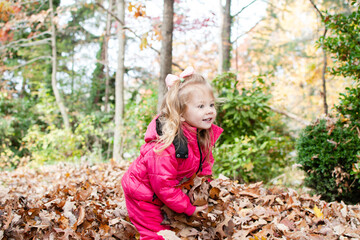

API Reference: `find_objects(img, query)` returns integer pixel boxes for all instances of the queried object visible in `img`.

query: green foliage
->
[320,1,360,80]
[336,85,360,124]
[23,125,84,165]
[73,112,113,161]
[122,80,158,158]
[0,82,44,169]
[23,112,111,166]
[0,80,112,169]
[212,72,272,143]
[297,1,360,204]
[212,72,295,183]
[213,128,294,183]
[296,118,360,204]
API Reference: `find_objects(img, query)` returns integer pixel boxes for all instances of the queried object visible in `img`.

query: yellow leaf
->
[128,2,135,12]
[341,117,350,122]
[243,162,254,172]
[154,28,162,41]
[314,205,324,219]
[139,33,148,50]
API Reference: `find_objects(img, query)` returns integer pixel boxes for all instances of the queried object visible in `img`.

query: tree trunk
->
[218,0,223,74]
[104,0,113,113]
[113,0,125,162]
[49,0,70,130]
[219,0,232,73]
[321,36,328,115]
[309,0,328,115]
[19,78,26,98]
[158,0,174,111]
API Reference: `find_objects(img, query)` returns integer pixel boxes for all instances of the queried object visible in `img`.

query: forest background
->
[1,0,359,204]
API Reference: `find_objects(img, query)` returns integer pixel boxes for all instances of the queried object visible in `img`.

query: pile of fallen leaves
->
[1,161,360,240]
[160,176,360,239]
[0,160,137,239]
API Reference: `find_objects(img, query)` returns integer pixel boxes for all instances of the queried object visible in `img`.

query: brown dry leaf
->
[280,217,296,231]
[0,161,137,239]
[161,176,360,239]
[209,186,220,199]
[1,162,360,240]
[74,205,85,228]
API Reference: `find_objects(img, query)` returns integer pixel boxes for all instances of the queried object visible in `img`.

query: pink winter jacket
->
[121,116,223,216]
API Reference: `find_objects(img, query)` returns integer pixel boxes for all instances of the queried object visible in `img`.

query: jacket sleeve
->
[147,147,196,216]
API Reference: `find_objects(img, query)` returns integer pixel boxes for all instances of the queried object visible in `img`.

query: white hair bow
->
[165,66,195,90]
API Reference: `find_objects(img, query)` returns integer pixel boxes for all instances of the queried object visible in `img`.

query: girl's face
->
[181,85,217,130]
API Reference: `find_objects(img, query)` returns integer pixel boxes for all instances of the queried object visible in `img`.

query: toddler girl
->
[121,67,223,240]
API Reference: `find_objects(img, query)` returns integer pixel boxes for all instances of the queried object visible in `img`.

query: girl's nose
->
[207,107,214,114]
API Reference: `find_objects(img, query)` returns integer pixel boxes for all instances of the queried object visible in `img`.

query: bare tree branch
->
[8,56,52,70]
[0,32,51,50]
[269,106,311,126]
[15,38,51,48]
[309,0,324,20]
[309,0,328,114]
[231,17,264,44]
[17,0,46,5]
[96,2,184,71]
[233,0,258,18]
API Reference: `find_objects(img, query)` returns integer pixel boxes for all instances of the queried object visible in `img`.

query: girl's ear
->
[180,116,185,122]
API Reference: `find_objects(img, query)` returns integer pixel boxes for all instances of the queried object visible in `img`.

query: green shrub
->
[297,1,360,204]
[0,84,43,169]
[73,113,112,161]
[212,72,295,183]
[336,84,360,124]
[213,72,272,142]
[296,117,360,204]
[213,128,294,183]
[22,111,114,166]
[23,125,86,165]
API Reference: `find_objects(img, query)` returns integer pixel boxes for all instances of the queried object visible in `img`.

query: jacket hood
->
[144,116,161,143]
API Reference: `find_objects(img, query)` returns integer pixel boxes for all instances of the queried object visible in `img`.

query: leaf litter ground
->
[0,161,359,240]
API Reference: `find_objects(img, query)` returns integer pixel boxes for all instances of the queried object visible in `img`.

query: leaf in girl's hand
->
[176,173,196,190]
[157,230,181,240]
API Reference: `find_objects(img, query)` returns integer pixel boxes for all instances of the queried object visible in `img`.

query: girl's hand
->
[192,204,208,217]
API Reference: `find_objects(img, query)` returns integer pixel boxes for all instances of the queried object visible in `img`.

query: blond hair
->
[155,73,215,160]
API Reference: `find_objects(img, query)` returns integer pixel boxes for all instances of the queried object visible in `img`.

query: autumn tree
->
[219,0,231,73]
[0,0,90,129]
[218,0,258,73]
[158,0,174,110]
[49,0,70,129]
[104,0,114,113]
[235,0,354,124]
[0,1,53,91]
[309,0,330,115]
[297,0,360,203]
[113,0,126,162]
[0,1,71,126]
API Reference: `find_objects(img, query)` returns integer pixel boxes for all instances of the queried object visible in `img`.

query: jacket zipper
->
[196,130,205,174]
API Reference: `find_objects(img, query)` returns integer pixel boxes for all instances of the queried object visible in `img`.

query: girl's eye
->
[210,103,215,107]
[198,104,204,108]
